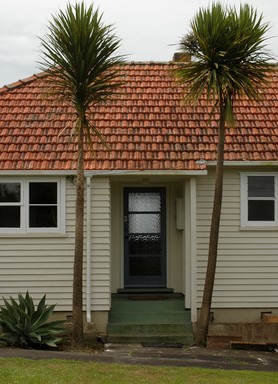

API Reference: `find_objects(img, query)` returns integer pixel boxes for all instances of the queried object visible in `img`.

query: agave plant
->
[0,292,65,348]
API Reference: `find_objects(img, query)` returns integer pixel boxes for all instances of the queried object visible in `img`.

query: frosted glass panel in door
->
[128,192,161,212]
[128,213,161,233]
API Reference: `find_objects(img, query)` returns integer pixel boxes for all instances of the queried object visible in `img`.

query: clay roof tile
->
[0,63,277,171]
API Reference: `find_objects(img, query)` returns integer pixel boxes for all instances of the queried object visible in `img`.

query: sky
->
[0,0,277,87]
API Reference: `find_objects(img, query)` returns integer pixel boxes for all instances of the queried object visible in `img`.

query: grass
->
[0,358,278,384]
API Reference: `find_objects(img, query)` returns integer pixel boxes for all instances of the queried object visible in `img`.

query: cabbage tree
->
[40,2,124,345]
[175,3,272,345]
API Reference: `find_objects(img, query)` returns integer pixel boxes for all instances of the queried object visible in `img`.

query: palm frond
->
[39,1,125,148]
[174,2,274,127]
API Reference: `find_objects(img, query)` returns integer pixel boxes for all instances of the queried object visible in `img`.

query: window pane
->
[29,206,57,227]
[248,176,274,197]
[248,200,275,221]
[29,183,57,204]
[129,192,161,212]
[0,183,20,202]
[0,206,20,227]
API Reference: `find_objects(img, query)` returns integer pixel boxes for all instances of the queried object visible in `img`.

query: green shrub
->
[0,291,66,348]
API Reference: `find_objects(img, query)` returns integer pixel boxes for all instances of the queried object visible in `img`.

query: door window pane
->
[129,192,161,212]
[129,213,160,233]
[129,234,161,255]
[129,256,161,276]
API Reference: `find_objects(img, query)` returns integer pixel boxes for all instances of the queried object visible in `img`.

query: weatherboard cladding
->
[0,62,277,171]
[0,176,111,312]
[0,178,75,310]
[196,169,278,308]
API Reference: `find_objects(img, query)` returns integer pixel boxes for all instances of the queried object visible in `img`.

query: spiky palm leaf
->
[175,3,272,125]
[39,1,125,147]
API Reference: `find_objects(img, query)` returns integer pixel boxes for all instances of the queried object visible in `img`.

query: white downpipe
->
[86,176,92,323]
[189,177,197,322]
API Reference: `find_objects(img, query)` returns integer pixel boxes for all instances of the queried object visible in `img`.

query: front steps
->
[107,292,194,345]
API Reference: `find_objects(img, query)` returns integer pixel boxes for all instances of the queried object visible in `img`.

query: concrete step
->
[109,311,191,324]
[107,293,194,345]
[107,323,193,335]
[110,299,187,313]
[107,334,194,345]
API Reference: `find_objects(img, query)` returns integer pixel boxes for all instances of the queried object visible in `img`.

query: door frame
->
[123,187,167,288]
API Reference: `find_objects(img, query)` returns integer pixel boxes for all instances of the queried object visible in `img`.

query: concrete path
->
[1,343,278,372]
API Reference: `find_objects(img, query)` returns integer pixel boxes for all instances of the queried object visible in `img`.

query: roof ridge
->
[0,71,47,94]
[128,61,175,65]
[2,61,276,95]
[0,61,179,93]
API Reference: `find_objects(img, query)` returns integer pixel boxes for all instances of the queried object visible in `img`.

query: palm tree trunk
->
[195,101,226,346]
[72,126,85,346]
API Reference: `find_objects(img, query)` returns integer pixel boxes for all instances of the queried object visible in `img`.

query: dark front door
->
[124,187,166,288]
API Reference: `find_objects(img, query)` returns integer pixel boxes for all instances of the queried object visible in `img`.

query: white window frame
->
[240,173,278,228]
[0,177,66,234]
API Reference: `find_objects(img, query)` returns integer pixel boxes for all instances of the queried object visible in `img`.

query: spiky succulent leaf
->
[22,292,35,317]
[43,337,63,348]
[0,292,66,348]
[0,332,19,345]
[33,295,47,322]
[31,304,56,330]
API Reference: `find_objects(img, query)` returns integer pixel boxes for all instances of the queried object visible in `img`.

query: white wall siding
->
[0,177,75,310]
[90,177,111,311]
[0,176,112,313]
[196,168,278,308]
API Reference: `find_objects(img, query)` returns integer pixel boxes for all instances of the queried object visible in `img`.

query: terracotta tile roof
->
[0,62,277,171]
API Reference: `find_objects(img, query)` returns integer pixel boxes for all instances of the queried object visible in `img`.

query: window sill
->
[240,226,278,231]
[0,233,68,238]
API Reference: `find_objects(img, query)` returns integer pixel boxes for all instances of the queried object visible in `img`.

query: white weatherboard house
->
[0,62,278,344]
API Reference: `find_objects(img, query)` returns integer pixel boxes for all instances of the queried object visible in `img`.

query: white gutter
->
[84,169,207,177]
[0,169,208,177]
[3,161,277,176]
[207,161,278,167]
[86,175,92,323]
[0,170,77,176]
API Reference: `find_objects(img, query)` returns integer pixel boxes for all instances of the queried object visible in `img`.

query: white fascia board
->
[84,169,208,177]
[0,170,77,176]
[207,161,278,167]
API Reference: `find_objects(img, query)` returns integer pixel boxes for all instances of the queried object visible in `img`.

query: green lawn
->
[0,358,277,384]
